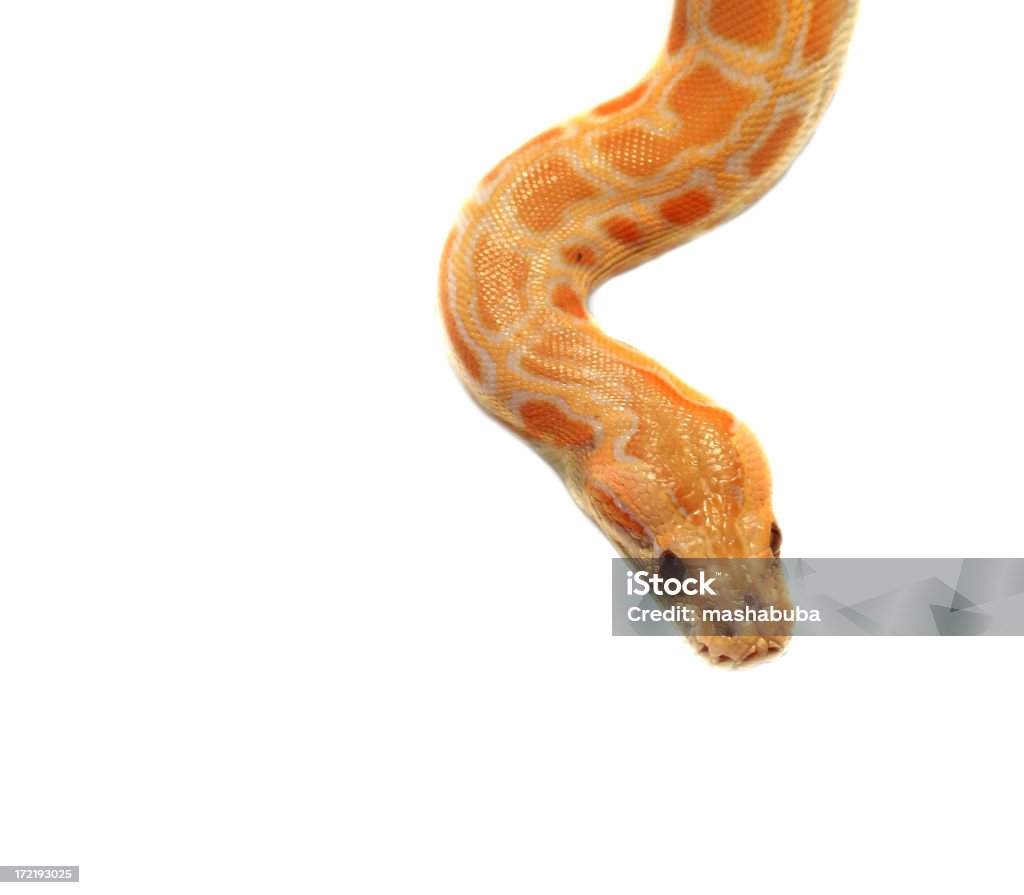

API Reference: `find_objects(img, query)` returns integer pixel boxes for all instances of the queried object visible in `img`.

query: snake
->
[439,0,858,664]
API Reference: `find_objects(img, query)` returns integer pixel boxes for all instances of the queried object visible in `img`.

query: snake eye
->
[770,522,783,557]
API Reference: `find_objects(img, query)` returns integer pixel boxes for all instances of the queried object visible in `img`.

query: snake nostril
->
[770,521,783,557]
[658,550,688,581]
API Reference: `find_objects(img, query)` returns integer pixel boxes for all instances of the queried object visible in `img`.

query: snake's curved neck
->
[440,0,856,571]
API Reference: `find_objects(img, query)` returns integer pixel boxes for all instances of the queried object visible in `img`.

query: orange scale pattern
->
[440,0,858,664]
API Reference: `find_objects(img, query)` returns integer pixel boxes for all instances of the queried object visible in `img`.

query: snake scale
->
[439,0,858,664]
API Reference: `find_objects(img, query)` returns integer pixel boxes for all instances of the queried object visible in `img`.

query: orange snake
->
[439,0,858,664]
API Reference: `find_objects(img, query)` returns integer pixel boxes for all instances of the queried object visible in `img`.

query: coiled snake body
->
[440,0,857,663]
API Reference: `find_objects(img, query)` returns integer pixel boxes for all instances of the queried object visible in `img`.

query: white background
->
[1,1,1022,892]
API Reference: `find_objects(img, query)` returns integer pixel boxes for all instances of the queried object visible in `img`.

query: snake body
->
[440,0,857,663]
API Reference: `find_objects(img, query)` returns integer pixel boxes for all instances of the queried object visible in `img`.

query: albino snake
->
[439,0,858,663]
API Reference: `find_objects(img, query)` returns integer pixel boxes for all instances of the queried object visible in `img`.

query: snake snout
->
[694,597,789,665]
[695,631,789,666]
[690,562,794,666]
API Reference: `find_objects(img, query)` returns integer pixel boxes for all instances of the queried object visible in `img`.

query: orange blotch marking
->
[593,82,648,117]
[438,231,482,382]
[604,215,644,245]
[804,0,847,63]
[561,244,596,266]
[551,283,587,319]
[511,156,598,233]
[472,233,530,333]
[596,127,684,177]
[660,189,714,228]
[587,485,648,541]
[667,63,757,147]
[666,2,689,53]
[709,0,782,49]
[748,112,804,176]
[520,400,595,449]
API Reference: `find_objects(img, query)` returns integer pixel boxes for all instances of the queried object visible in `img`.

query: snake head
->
[584,437,792,665]
[656,550,792,666]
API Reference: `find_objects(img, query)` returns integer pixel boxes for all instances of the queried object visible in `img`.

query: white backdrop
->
[1,1,1021,892]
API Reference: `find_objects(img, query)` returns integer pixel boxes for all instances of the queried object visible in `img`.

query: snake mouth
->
[693,633,789,667]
